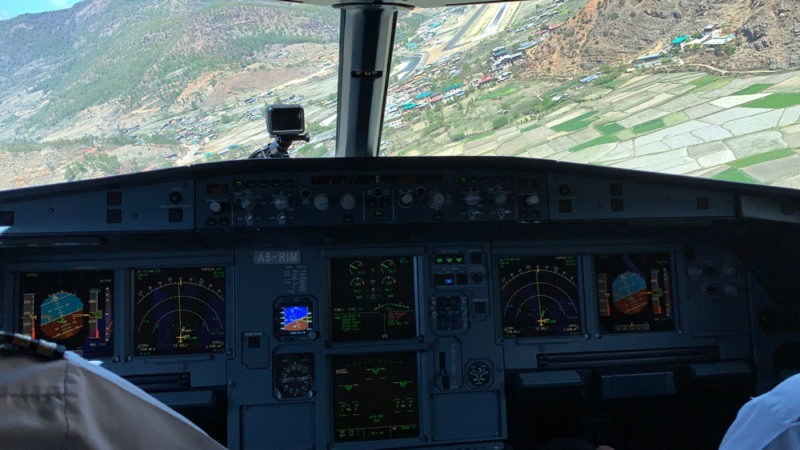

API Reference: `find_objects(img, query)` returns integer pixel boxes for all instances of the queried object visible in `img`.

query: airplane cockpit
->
[2,0,800,449]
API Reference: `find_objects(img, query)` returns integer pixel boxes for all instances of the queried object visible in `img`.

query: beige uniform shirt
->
[0,350,227,450]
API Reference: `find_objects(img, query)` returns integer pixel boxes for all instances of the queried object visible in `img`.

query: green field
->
[693,77,732,93]
[662,111,688,127]
[478,86,520,101]
[552,111,597,132]
[690,74,720,87]
[742,93,800,109]
[595,122,624,136]
[569,135,619,152]
[729,148,795,168]
[712,168,759,184]
[464,131,495,143]
[600,78,626,89]
[731,83,772,96]
[632,118,666,134]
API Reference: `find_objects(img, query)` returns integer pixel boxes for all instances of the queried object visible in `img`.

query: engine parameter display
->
[134,267,226,356]
[595,253,674,333]
[330,256,416,341]
[499,256,581,338]
[333,352,419,442]
[18,271,114,358]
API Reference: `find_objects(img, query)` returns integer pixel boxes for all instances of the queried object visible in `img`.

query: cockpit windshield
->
[386,2,800,190]
[1,0,799,190]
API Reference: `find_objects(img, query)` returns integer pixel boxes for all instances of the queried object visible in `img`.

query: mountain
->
[521,0,800,78]
[0,0,338,139]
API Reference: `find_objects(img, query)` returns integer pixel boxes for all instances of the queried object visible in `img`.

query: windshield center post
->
[334,3,408,158]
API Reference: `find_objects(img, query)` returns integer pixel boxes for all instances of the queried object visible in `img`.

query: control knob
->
[272,194,289,210]
[339,193,356,210]
[209,201,224,214]
[398,192,414,208]
[493,191,508,206]
[313,194,329,211]
[463,190,480,206]
[525,194,540,206]
[241,195,258,211]
[428,191,446,209]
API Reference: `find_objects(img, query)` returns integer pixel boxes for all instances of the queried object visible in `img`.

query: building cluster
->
[636,24,737,68]
[671,24,736,52]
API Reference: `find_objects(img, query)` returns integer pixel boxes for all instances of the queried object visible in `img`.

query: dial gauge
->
[275,353,315,399]
[466,360,492,388]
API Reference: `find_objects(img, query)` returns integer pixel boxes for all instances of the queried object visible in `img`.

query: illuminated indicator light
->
[436,258,443,264]
[446,257,453,263]
[455,257,463,263]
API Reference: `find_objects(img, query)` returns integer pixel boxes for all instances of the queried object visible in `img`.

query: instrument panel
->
[0,156,785,449]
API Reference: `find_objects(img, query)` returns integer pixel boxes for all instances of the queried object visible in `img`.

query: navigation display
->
[499,256,581,338]
[595,253,674,333]
[133,267,226,356]
[333,352,419,442]
[330,256,416,341]
[18,271,114,358]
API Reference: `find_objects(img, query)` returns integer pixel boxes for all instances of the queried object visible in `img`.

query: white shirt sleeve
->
[720,373,800,450]
[0,351,227,450]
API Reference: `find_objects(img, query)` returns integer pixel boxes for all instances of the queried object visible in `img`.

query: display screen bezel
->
[330,351,422,444]
[328,255,419,342]
[496,254,583,339]
[16,269,115,358]
[131,265,228,357]
[593,252,677,334]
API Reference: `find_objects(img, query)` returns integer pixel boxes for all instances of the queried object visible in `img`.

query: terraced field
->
[408,70,800,189]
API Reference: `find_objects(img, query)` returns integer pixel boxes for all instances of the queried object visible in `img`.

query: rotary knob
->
[313,194,329,211]
[339,193,356,210]
[525,194,540,206]
[272,194,289,210]
[493,191,508,205]
[398,192,414,208]
[463,190,480,206]
[209,201,224,214]
[241,195,258,211]
[428,191,446,209]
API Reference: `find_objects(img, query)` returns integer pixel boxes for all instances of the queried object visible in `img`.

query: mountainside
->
[0,0,338,139]
[522,0,800,78]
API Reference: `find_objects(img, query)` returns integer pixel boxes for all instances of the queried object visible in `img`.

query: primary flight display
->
[18,270,114,357]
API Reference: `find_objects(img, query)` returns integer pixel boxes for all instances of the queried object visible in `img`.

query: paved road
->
[444,5,487,51]
[479,4,508,39]
[394,54,422,81]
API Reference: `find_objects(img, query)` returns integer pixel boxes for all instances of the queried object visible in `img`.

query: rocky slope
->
[522,0,799,77]
[0,0,338,138]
